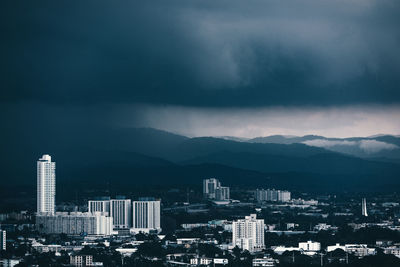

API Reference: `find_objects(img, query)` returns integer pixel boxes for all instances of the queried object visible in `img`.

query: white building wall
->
[215,186,230,200]
[132,200,161,232]
[110,199,131,229]
[255,189,291,202]
[299,241,321,252]
[37,155,56,214]
[36,212,113,236]
[203,178,221,199]
[232,214,265,252]
[88,200,110,215]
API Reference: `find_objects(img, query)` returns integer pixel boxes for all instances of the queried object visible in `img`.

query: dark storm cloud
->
[1,0,400,107]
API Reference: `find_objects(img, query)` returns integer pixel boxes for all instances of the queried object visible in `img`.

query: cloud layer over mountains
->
[1,0,400,152]
[303,139,399,154]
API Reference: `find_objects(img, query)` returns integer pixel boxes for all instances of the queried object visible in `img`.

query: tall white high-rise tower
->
[362,198,368,217]
[37,154,56,214]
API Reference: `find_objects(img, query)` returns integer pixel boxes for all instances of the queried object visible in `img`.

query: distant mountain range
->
[1,127,399,192]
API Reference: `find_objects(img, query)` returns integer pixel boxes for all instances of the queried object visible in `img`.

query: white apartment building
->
[88,198,111,215]
[190,258,213,265]
[255,189,291,202]
[69,255,103,266]
[110,198,131,229]
[215,186,230,201]
[232,214,265,252]
[88,197,131,229]
[203,178,230,201]
[253,256,279,267]
[278,191,291,202]
[327,244,376,257]
[37,154,56,214]
[36,212,113,236]
[299,241,321,255]
[203,178,221,199]
[383,246,400,258]
[132,199,161,233]
[274,241,320,256]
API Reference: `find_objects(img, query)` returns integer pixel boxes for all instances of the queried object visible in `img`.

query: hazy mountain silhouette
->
[1,127,399,191]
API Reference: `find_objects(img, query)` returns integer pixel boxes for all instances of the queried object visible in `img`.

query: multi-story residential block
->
[88,197,111,215]
[232,214,265,252]
[132,198,161,233]
[203,178,221,199]
[215,186,230,201]
[88,197,131,229]
[110,198,132,229]
[203,178,230,200]
[255,189,291,202]
[36,212,113,236]
[69,254,102,266]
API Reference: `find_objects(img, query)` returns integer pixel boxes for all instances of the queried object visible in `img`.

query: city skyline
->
[1,1,400,266]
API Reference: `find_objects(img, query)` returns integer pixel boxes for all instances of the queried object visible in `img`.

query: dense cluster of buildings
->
[89,197,132,229]
[254,188,291,202]
[88,197,161,233]
[35,155,161,236]
[1,154,400,267]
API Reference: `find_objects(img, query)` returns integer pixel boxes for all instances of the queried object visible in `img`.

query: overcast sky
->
[1,0,400,138]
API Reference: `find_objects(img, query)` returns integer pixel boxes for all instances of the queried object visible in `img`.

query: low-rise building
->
[314,223,337,231]
[190,258,213,265]
[299,241,321,254]
[383,246,400,258]
[252,256,279,266]
[70,255,103,267]
[190,257,228,265]
[273,246,300,255]
[0,258,22,267]
[327,244,376,257]
[273,241,320,256]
